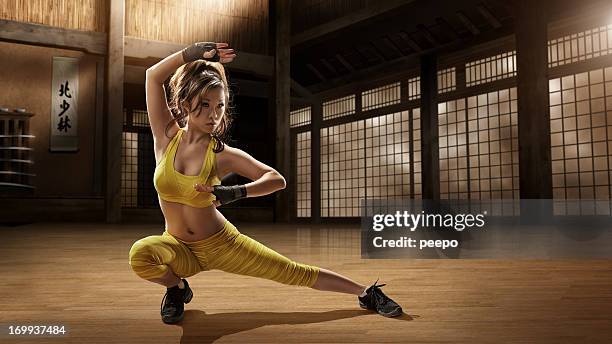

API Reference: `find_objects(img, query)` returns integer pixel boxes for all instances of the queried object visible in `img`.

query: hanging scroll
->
[50,57,79,152]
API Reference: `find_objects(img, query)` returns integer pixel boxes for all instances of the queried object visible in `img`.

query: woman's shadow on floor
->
[176,309,416,343]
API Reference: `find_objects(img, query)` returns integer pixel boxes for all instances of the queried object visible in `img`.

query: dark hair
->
[166,60,233,152]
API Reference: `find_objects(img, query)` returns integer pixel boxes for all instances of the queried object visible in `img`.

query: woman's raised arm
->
[145,43,236,147]
[145,51,184,142]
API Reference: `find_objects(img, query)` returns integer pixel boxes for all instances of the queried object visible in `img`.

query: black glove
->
[212,185,247,205]
[181,42,220,63]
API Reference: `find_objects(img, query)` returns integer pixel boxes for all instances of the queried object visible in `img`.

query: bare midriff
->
[159,198,227,242]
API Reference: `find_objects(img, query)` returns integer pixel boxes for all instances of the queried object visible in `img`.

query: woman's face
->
[187,86,225,133]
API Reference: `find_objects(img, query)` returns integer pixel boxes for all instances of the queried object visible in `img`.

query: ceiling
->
[289,0,602,94]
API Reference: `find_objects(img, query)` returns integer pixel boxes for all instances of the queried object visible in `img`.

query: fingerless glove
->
[212,185,247,205]
[181,42,220,63]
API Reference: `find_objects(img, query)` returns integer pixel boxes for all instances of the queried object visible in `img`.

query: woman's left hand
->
[194,183,222,207]
[207,44,236,64]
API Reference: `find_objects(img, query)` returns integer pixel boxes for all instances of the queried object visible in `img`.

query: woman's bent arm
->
[195,145,287,201]
[243,171,286,197]
[145,52,184,141]
[222,146,287,197]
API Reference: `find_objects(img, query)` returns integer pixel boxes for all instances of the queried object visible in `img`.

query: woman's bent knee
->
[128,238,170,280]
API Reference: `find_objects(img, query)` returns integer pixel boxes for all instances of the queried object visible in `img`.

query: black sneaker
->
[160,279,193,324]
[358,279,403,317]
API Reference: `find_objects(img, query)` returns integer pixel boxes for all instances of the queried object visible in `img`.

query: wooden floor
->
[1,221,612,344]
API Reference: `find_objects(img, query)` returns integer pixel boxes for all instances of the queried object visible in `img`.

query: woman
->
[128,42,402,324]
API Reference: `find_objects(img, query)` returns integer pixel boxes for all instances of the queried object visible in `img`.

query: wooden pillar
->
[93,59,104,196]
[311,100,321,223]
[420,54,440,200]
[515,0,552,199]
[273,0,291,222]
[105,0,125,222]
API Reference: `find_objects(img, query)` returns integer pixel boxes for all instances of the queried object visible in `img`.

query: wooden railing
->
[0,110,35,194]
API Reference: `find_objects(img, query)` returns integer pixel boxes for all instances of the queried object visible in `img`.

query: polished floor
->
[1,221,611,343]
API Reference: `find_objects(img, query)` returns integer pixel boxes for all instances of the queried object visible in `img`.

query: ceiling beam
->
[308,24,515,95]
[291,0,417,47]
[319,58,339,76]
[476,4,502,29]
[125,64,269,98]
[124,37,274,77]
[291,0,484,71]
[398,31,423,52]
[0,19,106,54]
[290,78,313,98]
[456,11,481,35]
[436,17,459,40]
[382,37,405,57]
[306,63,326,82]
[335,53,355,72]
[360,44,386,62]
[417,24,439,46]
[291,96,314,106]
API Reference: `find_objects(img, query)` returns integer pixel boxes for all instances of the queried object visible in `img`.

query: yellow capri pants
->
[128,219,319,288]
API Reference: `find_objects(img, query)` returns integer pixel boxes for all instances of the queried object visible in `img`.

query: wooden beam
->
[307,63,326,81]
[417,24,439,46]
[310,100,322,223]
[366,43,388,62]
[319,58,339,76]
[290,78,313,98]
[370,40,398,60]
[515,0,552,199]
[124,37,274,77]
[291,0,416,46]
[398,31,423,52]
[124,64,269,98]
[335,53,355,72]
[309,24,515,95]
[355,45,385,63]
[105,0,125,223]
[436,17,459,40]
[291,96,313,106]
[382,37,405,57]
[274,0,291,222]
[420,53,439,201]
[293,0,483,60]
[0,19,106,54]
[93,59,105,196]
[476,4,502,29]
[456,11,480,35]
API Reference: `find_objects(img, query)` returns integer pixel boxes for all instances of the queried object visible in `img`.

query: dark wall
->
[228,94,275,207]
[0,41,100,197]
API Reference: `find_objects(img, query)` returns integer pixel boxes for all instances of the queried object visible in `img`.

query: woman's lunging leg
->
[310,268,366,295]
[203,221,366,294]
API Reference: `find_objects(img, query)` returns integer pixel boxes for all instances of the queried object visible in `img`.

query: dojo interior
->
[1,0,612,343]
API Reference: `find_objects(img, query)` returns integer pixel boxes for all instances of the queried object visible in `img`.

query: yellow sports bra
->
[153,128,221,208]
